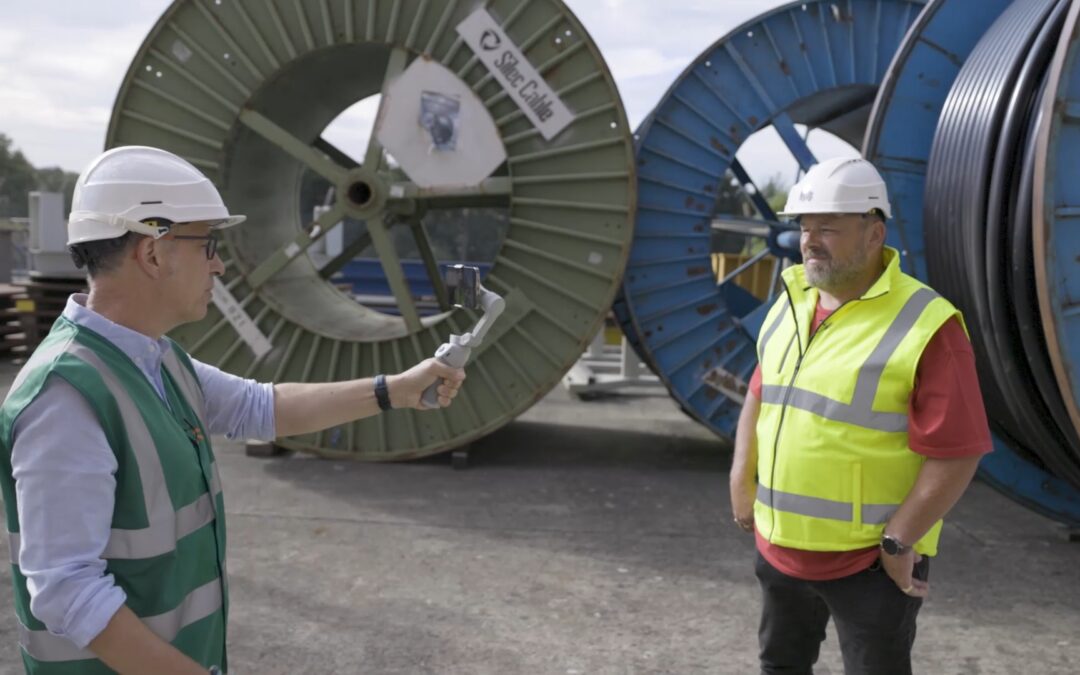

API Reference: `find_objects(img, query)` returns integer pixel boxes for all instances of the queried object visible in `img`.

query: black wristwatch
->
[880,534,910,556]
[374,373,393,411]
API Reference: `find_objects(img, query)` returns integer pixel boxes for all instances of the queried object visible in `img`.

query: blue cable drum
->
[866,0,1080,525]
[863,0,1013,282]
[619,0,926,439]
[1031,0,1080,523]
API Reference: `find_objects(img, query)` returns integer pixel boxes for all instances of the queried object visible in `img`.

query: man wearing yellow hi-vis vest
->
[728,158,991,675]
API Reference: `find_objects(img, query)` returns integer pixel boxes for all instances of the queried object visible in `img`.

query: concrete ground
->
[0,361,1078,674]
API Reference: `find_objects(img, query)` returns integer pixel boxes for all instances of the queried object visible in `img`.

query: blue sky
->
[0,0,857,189]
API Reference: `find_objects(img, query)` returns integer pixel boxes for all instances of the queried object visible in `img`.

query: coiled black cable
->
[925,0,1080,488]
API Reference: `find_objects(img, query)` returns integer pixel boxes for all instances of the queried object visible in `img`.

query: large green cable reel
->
[106,0,636,460]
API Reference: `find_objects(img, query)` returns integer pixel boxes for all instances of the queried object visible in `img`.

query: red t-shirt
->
[749,302,992,580]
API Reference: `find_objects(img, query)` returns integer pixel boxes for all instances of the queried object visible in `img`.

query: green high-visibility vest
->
[754,247,962,556]
[0,317,228,673]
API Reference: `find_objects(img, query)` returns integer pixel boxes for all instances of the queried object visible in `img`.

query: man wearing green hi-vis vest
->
[0,146,466,674]
[728,158,992,675]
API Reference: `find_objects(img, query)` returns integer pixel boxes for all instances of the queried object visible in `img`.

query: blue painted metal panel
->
[1032,0,1080,524]
[1041,3,1080,424]
[865,0,1014,280]
[1043,116,1080,418]
[621,0,925,440]
[978,439,1080,526]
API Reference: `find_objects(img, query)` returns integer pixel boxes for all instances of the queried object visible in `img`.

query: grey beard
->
[804,257,865,291]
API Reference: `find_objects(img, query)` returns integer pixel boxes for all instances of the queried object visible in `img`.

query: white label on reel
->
[211,278,273,359]
[456,8,574,141]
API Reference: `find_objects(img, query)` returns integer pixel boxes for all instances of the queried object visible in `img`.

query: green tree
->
[0,134,81,218]
[35,166,78,213]
[760,173,790,215]
[712,170,754,219]
[0,134,38,218]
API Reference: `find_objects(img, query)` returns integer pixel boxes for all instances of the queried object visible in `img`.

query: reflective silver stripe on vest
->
[209,464,222,496]
[17,622,93,663]
[17,578,223,662]
[143,578,222,641]
[758,484,851,521]
[850,289,938,411]
[2,339,71,407]
[862,504,900,525]
[161,348,222,521]
[759,289,939,433]
[67,345,218,559]
[162,349,207,430]
[759,386,909,432]
[8,465,221,563]
[757,485,899,525]
[757,295,791,360]
[102,490,218,559]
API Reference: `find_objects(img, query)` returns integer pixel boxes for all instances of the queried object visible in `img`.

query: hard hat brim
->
[777,204,892,219]
[67,211,248,246]
[210,215,247,230]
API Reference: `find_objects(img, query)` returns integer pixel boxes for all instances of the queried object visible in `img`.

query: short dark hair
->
[69,233,141,278]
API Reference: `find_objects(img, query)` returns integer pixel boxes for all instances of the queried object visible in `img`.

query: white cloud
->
[0,2,163,169]
[0,0,833,187]
[603,47,689,82]
[322,96,382,163]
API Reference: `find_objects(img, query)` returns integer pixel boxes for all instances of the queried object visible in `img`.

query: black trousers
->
[754,551,929,675]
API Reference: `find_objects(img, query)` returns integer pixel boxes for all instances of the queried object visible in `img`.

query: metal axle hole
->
[348,181,373,207]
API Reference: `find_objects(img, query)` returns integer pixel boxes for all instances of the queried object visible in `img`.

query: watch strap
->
[374,373,392,411]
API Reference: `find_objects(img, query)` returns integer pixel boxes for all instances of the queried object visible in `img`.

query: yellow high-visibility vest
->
[754,247,962,556]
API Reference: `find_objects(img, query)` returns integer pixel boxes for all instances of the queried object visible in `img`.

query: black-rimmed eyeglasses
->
[140,218,220,260]
[171,232,219,260]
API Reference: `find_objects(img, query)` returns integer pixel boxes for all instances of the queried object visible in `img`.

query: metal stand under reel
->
[562,331,663,399]
[565,215,800,401]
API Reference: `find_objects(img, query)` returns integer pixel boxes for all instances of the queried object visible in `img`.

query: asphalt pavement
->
[0,363,1077,674]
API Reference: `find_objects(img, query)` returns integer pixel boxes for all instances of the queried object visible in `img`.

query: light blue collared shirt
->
[9,294,275,648]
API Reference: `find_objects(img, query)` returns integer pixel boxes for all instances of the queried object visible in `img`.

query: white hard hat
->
[778,157,892,220]
[67,146,246,246]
